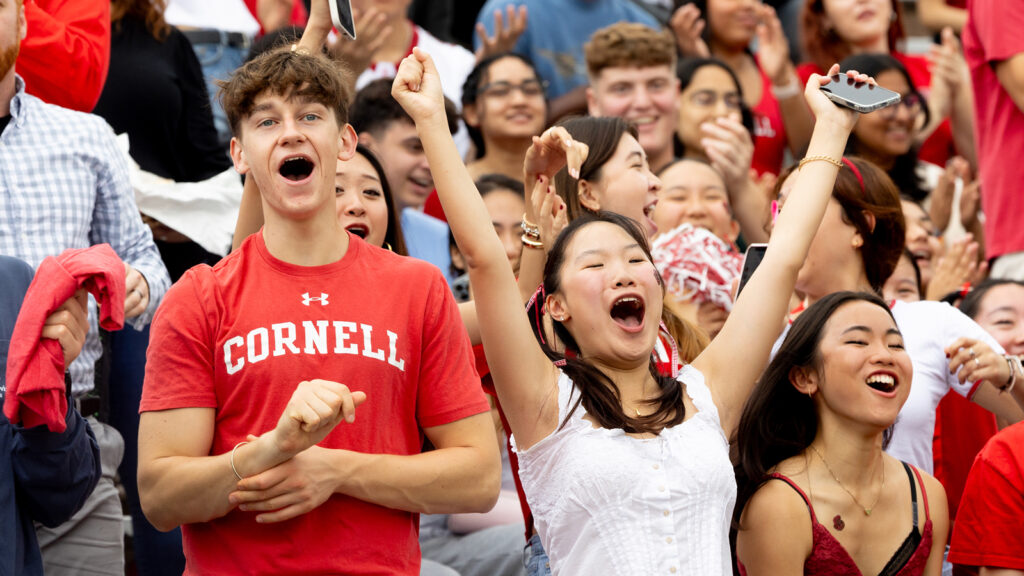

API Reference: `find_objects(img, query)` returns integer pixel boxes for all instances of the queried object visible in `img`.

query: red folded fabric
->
[3,244,126,432]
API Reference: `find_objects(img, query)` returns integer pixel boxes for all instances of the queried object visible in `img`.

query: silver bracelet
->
[1003,355,1023,394]
[230,441,250,480]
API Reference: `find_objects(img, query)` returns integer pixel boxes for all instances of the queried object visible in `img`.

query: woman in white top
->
[774,157,1024,474]
[392,48,867,576]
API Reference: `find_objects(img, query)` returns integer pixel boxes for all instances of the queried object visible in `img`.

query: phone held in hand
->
[736,243,768,297]
[331,0,356,40]
[820,74,901,114]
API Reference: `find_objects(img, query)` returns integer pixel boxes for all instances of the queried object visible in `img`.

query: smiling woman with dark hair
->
[461,52,547,182]
[736,291,949,576]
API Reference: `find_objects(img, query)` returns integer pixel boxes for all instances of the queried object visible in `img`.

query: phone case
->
[330,0,356,40]
[823,90,901,114]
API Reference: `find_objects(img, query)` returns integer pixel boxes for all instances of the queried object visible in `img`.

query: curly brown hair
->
[219,46,352,138]
[111,0,171,41]
[584,22,676,79]
[801,0,906,73]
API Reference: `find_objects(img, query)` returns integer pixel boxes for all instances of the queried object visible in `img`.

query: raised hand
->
[755,5,792,86]
[700,116,754,191]
[329,7,391,77]
[929,156,969,231]
[528,175,568,247]
[805,64,871,134]
[270,379,367,456]
[670,3,710,58]
[392,48,447,126]
[928,27,968,104]
[475,5,528,63]
[925,235,981,301]
[522,126,588,183]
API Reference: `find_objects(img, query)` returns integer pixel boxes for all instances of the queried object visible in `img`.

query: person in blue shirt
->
[0,255,101,576]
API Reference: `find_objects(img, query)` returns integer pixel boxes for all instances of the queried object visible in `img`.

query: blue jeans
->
[190,41,249,148]
[524,534,551,576]
[108,326,186,576]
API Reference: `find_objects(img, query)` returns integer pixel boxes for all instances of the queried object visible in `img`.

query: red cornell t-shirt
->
[141,232,489,575]
[962,0,1024,259]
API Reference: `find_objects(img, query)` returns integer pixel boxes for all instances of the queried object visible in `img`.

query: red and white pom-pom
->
[652,223,742,311]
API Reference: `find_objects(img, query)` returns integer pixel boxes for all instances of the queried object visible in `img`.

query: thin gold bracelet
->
[798,155,843,169]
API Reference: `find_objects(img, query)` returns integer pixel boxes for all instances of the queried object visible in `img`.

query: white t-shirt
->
[512,365,736,576]
[887,299,1004,472]
[164,0,261,35]
[357,24,475,157]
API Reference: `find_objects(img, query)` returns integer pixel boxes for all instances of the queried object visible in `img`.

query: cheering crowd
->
[2,0,1024,575]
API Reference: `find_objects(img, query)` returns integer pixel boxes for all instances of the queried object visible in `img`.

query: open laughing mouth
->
[866,372,898,393]
[279,155,314,181]
[610,296,645,331]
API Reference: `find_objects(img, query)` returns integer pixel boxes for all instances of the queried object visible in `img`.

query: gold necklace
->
[810,444,885,521]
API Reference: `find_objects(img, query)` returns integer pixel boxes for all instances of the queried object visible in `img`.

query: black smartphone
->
[736,243,768,297]
[331,0,356,40]
[821,74,901,114]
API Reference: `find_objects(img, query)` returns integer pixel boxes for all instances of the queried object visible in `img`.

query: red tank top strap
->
[908,464,931,523]
[765,472,819,523]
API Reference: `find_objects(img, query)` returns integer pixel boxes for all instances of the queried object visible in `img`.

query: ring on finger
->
[969,348,976,357]
[974,357,980,367]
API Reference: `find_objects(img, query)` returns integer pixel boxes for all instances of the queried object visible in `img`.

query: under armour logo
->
[301,292,329,306]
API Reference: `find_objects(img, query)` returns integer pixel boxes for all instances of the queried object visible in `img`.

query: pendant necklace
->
[809,444,885,531]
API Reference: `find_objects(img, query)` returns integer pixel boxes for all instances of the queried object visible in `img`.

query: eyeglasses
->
[878,93,924,119]
[687,89,742,110]
[478,79,546,100]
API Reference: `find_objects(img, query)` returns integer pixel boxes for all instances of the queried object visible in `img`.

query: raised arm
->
[391,49,560,450]
[694,65,865,436]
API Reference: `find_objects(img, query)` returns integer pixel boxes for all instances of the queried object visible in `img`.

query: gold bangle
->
[521,234,544,249]
[798,155,843,169]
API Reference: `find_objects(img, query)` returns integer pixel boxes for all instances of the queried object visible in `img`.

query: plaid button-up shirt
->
[0,75,170,395]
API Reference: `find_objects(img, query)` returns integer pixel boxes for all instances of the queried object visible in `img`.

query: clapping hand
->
[269,379,366,457]
[670,3,710,58]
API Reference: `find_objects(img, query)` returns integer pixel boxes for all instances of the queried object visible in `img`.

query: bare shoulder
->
[737,470,814,576]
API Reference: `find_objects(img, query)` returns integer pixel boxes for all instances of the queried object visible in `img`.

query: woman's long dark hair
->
[734,291,897,525]
[355,144,407,256]
[840,53,930,202]
[529,212,686,434]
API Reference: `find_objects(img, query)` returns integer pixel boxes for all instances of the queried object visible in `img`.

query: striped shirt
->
[0,75,170,395]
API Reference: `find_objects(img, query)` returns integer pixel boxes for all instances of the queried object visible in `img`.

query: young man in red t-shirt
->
[136,17,499,574]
